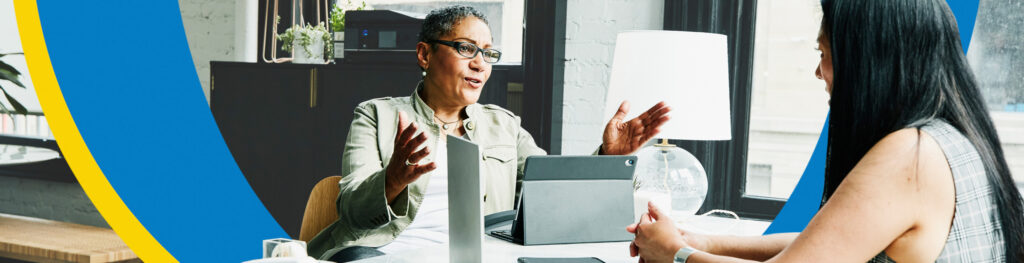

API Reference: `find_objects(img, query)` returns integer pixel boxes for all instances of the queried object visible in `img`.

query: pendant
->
[443,123,452,130]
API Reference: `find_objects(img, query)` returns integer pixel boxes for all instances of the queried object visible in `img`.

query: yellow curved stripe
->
[13,1,177,262]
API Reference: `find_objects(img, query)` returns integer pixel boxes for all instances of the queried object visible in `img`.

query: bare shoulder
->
[834,128,955,262]
[771,127,954,262]
[845,126,954,223]
[852,128,948,180]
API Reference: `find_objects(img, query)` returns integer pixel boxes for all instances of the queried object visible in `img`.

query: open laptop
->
[446,135,484,263]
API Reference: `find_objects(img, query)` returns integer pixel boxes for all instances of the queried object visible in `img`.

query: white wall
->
[560,0,663,154]
[0,0,42,113]
[179,0,243,103]
[0,0,104,227]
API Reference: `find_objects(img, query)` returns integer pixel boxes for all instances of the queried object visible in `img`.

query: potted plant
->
[0,52,28,115]
[276,18,332,64]
[329,1,368,58]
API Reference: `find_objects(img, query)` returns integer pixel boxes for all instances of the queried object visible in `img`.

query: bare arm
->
[699,233,798,261]
[632,128,954,263]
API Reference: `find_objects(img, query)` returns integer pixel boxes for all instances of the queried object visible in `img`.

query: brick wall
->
[0,176,108,228]
[561,0,663,154]
[180,0,239,102]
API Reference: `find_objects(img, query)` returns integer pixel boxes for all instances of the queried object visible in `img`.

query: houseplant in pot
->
[276,18,332,64]
[329,0,368,59]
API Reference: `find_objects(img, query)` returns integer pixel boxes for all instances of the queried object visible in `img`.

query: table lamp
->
[604,31,732,220]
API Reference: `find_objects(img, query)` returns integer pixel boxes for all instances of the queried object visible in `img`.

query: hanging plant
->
[276,17,332,63]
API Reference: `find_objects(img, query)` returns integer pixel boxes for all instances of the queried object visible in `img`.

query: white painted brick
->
[180,0,239,103]
[564,41,611,64]
[562,0,662,154]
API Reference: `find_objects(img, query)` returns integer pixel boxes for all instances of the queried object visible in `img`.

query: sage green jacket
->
[307,83,547,259]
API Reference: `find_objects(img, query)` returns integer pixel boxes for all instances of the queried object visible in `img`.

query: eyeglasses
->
[426,39,502,63]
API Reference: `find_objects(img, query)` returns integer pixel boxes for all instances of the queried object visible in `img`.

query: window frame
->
[664,0,786,220]
[521,0,566,154]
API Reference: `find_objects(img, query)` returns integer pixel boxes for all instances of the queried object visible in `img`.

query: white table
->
[0,144,60,166]
[354,215,770,263]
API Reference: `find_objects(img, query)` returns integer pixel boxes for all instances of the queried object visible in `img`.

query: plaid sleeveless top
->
[869,119,1005,262]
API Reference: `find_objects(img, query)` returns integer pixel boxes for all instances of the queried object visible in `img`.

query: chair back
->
[299,175,342,242]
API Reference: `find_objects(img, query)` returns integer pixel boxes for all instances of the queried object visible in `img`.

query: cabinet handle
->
[314,68,318,107]
[309,68,318,108]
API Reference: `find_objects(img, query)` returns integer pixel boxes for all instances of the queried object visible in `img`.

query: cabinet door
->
[315,64,419,179]
[210,62,317,238]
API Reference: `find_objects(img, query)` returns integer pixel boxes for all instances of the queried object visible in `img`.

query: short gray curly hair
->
[418,5,489,44]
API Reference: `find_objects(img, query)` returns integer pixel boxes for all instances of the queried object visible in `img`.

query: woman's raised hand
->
[384,111,437,203]
[602,101,671,155]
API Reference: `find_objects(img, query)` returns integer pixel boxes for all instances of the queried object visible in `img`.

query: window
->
[666,0,1024,220]
[663,0,780,219]
[0,1,52,139]
[745,0,827,199]
[357,0,525,63]
[966,0,1024,190]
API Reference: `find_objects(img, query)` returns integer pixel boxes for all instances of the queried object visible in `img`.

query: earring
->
[422,71,427,77]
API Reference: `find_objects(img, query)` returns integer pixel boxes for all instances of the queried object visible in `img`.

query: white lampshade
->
[604,30,732,141]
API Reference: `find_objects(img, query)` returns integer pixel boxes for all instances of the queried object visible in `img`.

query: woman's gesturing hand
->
[602,101,671,155]
[384,111,437,203]
[627,201,690,263]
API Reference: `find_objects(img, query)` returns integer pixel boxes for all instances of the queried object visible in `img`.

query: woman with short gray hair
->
[308,5,671,262]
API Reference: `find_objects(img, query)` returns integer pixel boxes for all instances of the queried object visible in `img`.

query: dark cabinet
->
[210,62,507,238]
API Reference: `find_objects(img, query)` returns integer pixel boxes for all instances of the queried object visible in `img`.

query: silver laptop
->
[446,135,483,263]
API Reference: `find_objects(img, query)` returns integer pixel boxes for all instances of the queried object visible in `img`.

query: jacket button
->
[466,121,475,130]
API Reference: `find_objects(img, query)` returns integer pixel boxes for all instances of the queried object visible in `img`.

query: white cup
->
[634,190,672,222]
[271,241,307,258]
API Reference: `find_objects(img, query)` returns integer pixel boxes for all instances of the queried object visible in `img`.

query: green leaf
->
[0,90,27,114]
[0,52,24,58]
[0,60,22,76]
[0,69,25,89]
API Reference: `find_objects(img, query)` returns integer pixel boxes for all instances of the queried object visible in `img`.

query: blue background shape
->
[35,1,288,262]
[764,0,979,234]
[30,0,982,259]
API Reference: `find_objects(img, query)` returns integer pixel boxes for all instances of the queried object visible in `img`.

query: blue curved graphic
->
[36,2,287,261]
[764,114,828,234]
[30,0,983,260]
[765,0,980,234]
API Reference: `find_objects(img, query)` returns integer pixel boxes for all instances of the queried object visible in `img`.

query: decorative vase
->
[633,144,709,219]
[292,38,325,64]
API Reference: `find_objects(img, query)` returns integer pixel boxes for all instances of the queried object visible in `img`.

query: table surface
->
[0,144,60,166]
[353,215,770,263]
[0,213,138,263]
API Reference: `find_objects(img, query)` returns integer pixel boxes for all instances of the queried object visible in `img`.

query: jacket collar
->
[410,81,436,123]
[411,81,480,140]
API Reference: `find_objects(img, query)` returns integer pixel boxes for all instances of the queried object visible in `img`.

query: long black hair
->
[820,0,1024,260]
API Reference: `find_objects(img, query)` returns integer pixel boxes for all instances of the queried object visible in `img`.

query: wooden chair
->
[299,175,342,242]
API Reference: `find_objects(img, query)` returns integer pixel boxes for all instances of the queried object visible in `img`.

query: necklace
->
[435,115,460,131]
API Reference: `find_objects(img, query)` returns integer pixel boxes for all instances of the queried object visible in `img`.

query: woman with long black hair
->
[627,0,1024,262]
